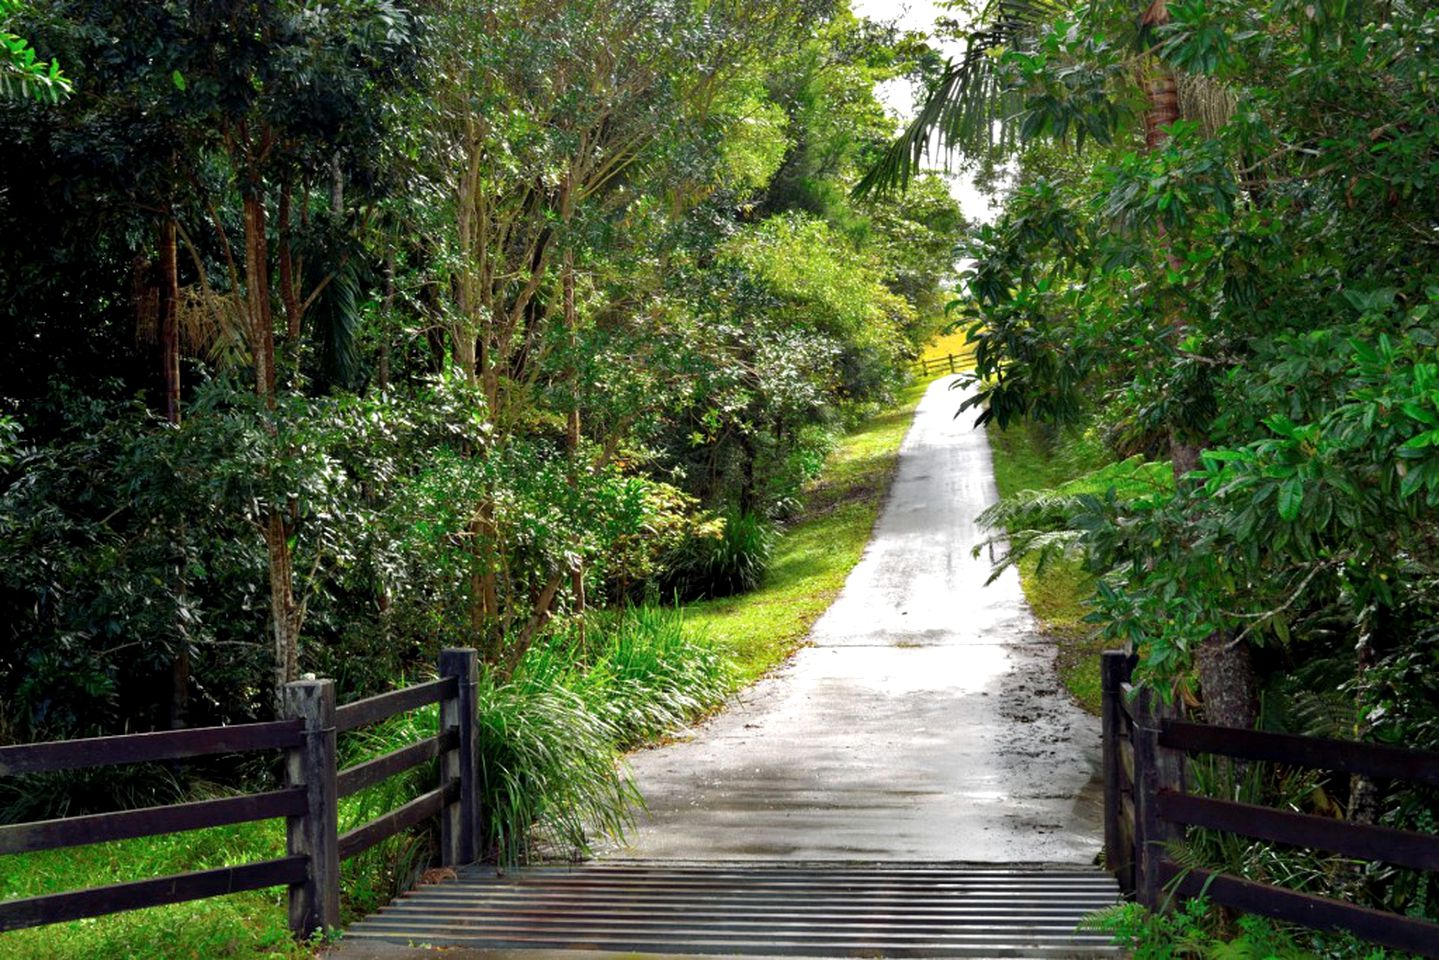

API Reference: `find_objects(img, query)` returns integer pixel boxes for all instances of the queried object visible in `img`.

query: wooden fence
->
[915,353,965,378]
[1102,650,1439,958]
[0,647,479,940]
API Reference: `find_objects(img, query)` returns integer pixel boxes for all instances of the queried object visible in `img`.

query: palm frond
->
[311,260,366,390]
[970,456,1169,585]
[1177,73,1236,140]
[975,527,1083,586]
[854,0,1061,197]
[175,286,251,369]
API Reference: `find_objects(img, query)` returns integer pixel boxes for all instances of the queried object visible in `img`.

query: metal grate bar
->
[345,861,1122,957]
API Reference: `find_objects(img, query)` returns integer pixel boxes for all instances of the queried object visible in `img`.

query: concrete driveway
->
[612,376,1103,863]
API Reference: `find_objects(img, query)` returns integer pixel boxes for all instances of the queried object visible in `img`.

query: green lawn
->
[985,421,1109,714]
[0,723,438,959]
[684,382,927,682]
[920,329,975,366]
[0,818,306,960]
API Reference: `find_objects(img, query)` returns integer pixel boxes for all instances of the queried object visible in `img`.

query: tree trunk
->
[159,216,181,426]
[738,430,757,515]
[330,151,344,217]
[158,213,189,730]
[1169,432,1201,481]
[1143,0,1258,729]
[278,179,303,343]
[1142,75,1179,153]
[563,238,585,625]
[515,571,567,666]
[1348,620,1380,823]
[244,192,278,402]
[244,184,301,702]
[379,244,394,390]
[1195,633,1257,728]
[264,510,301,699]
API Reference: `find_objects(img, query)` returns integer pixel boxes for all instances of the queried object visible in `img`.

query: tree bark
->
[243,181,301,702]
[244,192,278,403]
[159,216,181,426]
[1195,633,1258,728]
[264,510,301,699]
[562,222,585,625]
[1348,622,1379,823]
[379,244,394,390]
[1144,0,1258,729]
[1142,73,1180,152]
[158,212,189,730]
[278,179,303,342]
[330,151,344,217]
[1169,432,1201,480]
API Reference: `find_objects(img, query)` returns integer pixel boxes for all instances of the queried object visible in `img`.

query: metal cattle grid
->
[342,860,1122,958]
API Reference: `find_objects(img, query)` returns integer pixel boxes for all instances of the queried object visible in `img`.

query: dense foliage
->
[0,0,68,102]
[896,0,1439,936]
[0,0,960,750]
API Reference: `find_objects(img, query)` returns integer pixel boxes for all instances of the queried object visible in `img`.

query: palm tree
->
[856,0,1215,194]
[854,0,1060,196]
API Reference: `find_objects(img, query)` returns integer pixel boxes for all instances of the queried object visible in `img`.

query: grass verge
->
[985,421,1109,714]
[683,381,926,682]
[0,827,302,960]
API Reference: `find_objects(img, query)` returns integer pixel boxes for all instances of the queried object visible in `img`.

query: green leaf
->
[1400,429,1439,452]
[1400,462,1427,498]
[1277,476,1303,522]
[1401,403,1439,427]
[1200,448,1253,465]
[1264,414,1298,438]
[171,70,187,91]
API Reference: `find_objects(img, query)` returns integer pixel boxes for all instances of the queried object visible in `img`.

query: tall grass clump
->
[478,605,731,864]
[476,668,635,865]
[565,604,733,747]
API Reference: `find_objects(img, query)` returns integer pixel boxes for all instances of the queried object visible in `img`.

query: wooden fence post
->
[1131,685,1157,909]
[1133,685,1185,910]
[438,648,480,867]
[947,353,956,374]
[284,679,340,940]
[1101,651,1134,896]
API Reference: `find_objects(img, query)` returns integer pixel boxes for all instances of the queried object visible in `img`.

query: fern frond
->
[973,526,1083,585]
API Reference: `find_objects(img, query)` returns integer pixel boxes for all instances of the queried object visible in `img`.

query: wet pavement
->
[611,376,1104,863]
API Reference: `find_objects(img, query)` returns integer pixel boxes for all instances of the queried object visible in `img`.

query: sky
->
[851,0,955,46]
[848,0,1000,224]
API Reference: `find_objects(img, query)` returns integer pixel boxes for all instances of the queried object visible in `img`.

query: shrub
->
[659,508,775,600]
[1082,899,1385,959]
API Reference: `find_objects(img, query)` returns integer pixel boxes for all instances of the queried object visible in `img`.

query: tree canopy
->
[0,0,961,738]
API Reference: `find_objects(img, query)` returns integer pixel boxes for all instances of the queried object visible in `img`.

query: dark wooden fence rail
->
[0,647,480,942]
[915,353,963,378]
[1102,650,1439,958]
